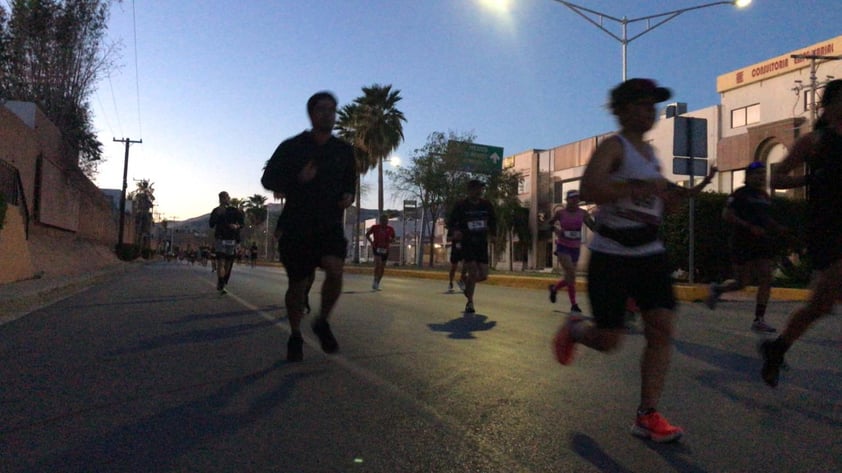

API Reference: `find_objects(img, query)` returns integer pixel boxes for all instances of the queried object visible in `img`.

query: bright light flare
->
[734,0,752,8]
[478,0,511,14]
[389,155,402,167]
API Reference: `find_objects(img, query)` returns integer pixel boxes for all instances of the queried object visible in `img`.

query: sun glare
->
[478,0,511,15]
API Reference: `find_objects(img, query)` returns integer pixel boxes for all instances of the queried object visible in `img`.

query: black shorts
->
[461,240,489,264]
[279,226,347,281]
[450,245,463,264]
[587,250,676,329]
[373,247,389,262]
[730,237,776,265]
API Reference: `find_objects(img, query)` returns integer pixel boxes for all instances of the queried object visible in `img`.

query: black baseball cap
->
[467,179,486,189]
[610,78,672,108]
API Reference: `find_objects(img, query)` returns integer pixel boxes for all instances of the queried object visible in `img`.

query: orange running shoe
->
[631,410,684,443]
[553,315,583,365]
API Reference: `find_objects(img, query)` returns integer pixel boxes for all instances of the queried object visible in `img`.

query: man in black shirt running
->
[209,191,245,294]
[261,91,356,362]
[447,179,496,314]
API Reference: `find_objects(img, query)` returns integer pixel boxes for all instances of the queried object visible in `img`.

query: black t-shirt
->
[447,198,497,246]
[209,206,244,241]
[261,131,356,235]
[727,186,773,248]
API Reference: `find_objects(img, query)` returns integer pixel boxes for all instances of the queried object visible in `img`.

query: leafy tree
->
[0,0,121,178]
[485,169,528,270]
[389,131,490,266]
[351,84,406,215]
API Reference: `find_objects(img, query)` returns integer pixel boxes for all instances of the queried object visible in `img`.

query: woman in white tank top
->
[553,78,714,444]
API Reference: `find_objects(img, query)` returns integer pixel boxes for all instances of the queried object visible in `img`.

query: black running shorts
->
[587,250,676,329]
[279,225,347,281]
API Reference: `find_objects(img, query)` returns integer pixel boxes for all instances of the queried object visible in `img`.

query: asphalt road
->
[0,262,839,472]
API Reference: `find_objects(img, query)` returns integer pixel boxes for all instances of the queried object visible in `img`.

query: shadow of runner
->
[23,363,325,473]
[428,314,497,339]
[570,432,635,473]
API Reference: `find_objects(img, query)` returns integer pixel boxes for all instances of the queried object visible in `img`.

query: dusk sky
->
[91,0,842,221]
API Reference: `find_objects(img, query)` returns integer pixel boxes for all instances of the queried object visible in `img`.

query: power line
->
[114,137,142,249]
[790,54,842,126]
[131,0,143,139]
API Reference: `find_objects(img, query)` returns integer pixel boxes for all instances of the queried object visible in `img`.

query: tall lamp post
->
[552,0,752,80]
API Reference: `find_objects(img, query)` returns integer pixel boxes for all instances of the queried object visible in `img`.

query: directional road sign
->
[673,157,708,177]
[448,140,504,174]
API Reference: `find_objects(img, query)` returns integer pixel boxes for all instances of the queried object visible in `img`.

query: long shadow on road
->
[674,339,842,428]
[20,363,325,473]
[428,314,497,339]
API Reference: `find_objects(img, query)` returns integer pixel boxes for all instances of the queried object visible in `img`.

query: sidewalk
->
[0,262,138,324]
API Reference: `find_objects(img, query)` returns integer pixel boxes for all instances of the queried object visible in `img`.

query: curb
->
[0,262,140,325]
[342,266,811,302]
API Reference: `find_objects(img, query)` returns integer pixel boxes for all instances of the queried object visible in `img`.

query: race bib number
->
[467,219,487,231]
[562,230,581,240]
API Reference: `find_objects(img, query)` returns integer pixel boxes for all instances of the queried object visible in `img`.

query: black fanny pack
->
[596,224,659,247]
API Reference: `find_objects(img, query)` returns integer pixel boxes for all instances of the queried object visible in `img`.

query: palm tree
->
[336,102,375,263]
[243,194,268,258]
[129,179,155,251]
[352,84,406,215]
[243,194,268,228]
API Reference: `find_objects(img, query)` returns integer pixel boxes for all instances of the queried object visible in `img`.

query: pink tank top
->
[555,208,586,248]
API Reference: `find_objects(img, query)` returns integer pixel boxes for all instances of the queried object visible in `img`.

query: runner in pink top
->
[547,190,593,313]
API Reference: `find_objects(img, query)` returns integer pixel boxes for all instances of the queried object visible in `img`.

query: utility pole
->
[791,54,842,127]
[114,137,142,251]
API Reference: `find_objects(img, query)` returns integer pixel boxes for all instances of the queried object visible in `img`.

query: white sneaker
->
[751,320,776,333]
[448,283,454,293]
[372,281,378,290]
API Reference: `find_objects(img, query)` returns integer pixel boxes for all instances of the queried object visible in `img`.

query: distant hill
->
[169,205,384,231]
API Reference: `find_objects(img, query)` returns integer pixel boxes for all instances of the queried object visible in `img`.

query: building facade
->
[499,34,842,271]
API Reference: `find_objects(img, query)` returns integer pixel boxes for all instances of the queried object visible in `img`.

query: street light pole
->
[551,0,752,80]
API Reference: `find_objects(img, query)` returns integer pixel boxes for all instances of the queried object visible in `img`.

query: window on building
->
[731,104,760,128]
[518,178,528,195]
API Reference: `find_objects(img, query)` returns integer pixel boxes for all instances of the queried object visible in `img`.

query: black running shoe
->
[312,319,339,354]
[760,340,784,387]
[548,284,558,303]
[287,334,304,362]
[464,301,476,314]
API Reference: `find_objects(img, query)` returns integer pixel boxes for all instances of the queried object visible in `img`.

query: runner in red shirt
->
[366,214,396,290]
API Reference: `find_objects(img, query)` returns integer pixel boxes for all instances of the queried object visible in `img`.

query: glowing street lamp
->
[552,0,752,80]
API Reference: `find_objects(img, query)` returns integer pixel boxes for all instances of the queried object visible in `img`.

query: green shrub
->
[116,243,141,261]
[661,192,810,285]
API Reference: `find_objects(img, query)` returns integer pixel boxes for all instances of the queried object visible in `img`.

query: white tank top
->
[589,134,666,256]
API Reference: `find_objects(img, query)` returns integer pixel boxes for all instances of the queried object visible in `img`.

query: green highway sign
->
[448,140,504,174]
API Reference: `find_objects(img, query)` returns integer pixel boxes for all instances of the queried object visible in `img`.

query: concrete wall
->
[0,101,123,282]
[0,204,36,283]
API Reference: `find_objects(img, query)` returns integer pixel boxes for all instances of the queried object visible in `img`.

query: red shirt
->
[367,224,395,249]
